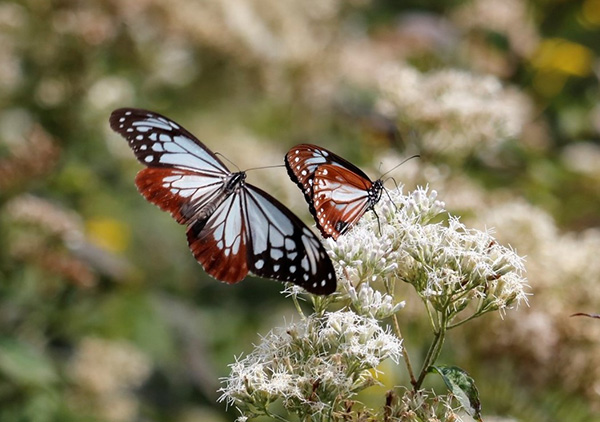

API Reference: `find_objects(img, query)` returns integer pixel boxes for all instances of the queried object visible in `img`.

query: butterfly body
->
[197,171,246,221]
[111,109,336,295]
[286,144,384,240]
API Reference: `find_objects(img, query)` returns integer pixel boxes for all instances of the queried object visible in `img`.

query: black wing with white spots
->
[243,185,335,294]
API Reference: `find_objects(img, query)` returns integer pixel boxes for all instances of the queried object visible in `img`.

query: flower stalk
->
[416,313,447,389]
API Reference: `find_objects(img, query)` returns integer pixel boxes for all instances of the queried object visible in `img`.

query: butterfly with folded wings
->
[285,144,386,240]
[110,109,336,295]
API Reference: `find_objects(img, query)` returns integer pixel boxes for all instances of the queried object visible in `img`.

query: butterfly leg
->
[372,208,382,236]
[383,185,399,212]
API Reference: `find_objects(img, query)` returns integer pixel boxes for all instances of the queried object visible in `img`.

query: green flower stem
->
[447,310,485,329]
[415,312,448,390]
[264,406,293,422]
[292,293,306,320]
[422,297,439,332]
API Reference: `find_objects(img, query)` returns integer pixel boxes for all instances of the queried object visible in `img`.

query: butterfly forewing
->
[110,108,229,174]
[110,109,336,295]
[285,144,381,240]
[285,144,370,203]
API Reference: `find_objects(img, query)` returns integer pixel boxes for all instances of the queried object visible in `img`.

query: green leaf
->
[429,365,482,421]
[0,337,57,387]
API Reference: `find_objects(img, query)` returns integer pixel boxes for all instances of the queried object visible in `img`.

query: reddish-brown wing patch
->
[312,164,373,239]
[187,225,249,283]
[135,168,193,224]
[186,193,249,284]
[135,167,224,225]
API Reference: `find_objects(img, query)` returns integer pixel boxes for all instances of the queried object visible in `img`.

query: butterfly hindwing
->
[243,185,336,295]
[187,189,250,283]
[135,168,225,224]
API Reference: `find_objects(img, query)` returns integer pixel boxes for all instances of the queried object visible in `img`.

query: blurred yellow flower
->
[532,70,568,98]
[531,38,593,76]
[582,0,600,26]
[86,218,130,253]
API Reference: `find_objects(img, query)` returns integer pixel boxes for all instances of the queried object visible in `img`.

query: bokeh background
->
[0,0,599,421]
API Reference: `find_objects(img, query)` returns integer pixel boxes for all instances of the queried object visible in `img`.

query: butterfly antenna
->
[215,152,242,172]
[379,154,420,178]
[388,176,400,191]
[245,164,286,172]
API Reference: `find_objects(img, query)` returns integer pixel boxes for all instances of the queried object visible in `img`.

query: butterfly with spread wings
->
[110,109,336,295]
[285,144,385,240]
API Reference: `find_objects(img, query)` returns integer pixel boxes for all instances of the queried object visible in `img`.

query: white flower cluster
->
[219,310,402,418]
[327,186,528,317]
[376,65,532,159]
[405,216,527,313]
[451,0,540,58]
[67,337,152,422]
[4,194,84,245]
[327,186,445,284]
[68,337,152,395]
[561,141,600,179]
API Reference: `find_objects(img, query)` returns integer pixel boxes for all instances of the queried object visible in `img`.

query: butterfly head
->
[367,179,384,210]
[224,171,247,193]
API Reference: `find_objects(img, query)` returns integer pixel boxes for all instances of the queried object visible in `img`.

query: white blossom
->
[451,0,540,58]
[219,310,402,417]
[344,282,405,319]
[327,186,528,316]
[67,337,152,422]
[376,65,532,159]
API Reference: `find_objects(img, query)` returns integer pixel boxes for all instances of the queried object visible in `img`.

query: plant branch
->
[392,312,417,387]
[422,297,438,331]
[384,277,417,386]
